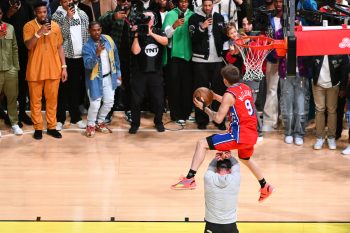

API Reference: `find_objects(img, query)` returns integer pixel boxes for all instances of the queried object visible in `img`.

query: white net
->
[235,36,274,81]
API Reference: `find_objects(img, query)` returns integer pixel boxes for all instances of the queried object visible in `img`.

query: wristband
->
[61,65,67,69]
[34,32,41,38]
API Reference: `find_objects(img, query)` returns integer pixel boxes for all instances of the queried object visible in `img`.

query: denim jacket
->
[82,34,121,101]
[0,23,19,71]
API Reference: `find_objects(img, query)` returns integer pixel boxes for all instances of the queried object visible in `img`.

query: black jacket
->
[310,55,349,89]
[188,11,226,60]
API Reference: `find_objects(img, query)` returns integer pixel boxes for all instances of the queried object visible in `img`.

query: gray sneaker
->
[327,138,337,150]
[313,138,324,150]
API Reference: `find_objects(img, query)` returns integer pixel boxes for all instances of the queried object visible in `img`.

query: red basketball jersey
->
[226,83,258,144]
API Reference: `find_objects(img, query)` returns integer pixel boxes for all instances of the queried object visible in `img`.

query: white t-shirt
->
[100,49,111,76]
[318,55,332,88]
[273,17,282,32]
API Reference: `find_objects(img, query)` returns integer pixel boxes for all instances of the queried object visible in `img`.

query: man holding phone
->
[188,0,227,130]
[52,0,89,131]
[23,1,67,140]
[82,21,121,138]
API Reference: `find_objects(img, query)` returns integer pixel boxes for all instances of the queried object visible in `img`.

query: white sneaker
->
[175,120,186,126]
[313,138,324,150]
[294,137,304,146]
[342,145,350,155]
[284,135,293,144]
[11,124,23,135]
[327,138,337,150]
[187,116,196,123]
[56,122,63,131]
[257,136,264,144]
[71,120,86,129]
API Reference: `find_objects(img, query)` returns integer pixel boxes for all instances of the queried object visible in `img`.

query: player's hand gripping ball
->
[193,87,213,106]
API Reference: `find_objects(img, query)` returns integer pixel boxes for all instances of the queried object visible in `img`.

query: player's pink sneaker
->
[171,176,196,190]
[258,183,274,202]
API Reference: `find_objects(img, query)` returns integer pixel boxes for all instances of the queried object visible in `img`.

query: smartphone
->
[99,39,105,47]
[0,23,6,31]
[206,14,212,20]
[68,2,75,10]
[178,11,184,19]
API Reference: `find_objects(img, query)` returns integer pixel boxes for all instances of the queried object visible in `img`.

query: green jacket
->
[0,23,19,71]
[162,8,194,65]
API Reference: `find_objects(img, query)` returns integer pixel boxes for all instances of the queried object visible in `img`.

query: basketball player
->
[171,64,274,202]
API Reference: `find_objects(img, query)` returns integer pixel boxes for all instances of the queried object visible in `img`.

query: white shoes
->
[294,137,304,146]
[313,138,324,150]
[11,125,23,135]
[342,145,350,155]
[56,122,63,131]
[327,138,337,150]
[257,136,264,144]
[284,135,293,144]
[71,120,86,129]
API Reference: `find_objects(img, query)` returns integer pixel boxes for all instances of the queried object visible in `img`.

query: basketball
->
[193,87,213,106]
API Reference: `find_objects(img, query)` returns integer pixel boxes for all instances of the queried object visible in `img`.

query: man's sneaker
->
[47,129,62,138]
[11,125,23,135]
[33,130,43,140]
[342,145,350,155]
[95,122,112,134]
[257,136,264,144]
[258,183,275,202]
[175,120,186,126]
[71,120,86,129]
[155,124,165,132]
[313,138,324,150]
[125,111,132,123]
[327,138,337,150]
[294,137,304,146]
[56,122,63,131]
[171,176,196,190]
[85,125,95,138]
[187,116,196,123]
[284,135,293,144]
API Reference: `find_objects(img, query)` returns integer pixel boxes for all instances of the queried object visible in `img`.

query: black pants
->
[168,57,193,121]
[336,96,346,138]
[130,70,164,127]
[18,46,29,115]
[56,58,84,124]
[193,62,226,125]
[204,221,239,233]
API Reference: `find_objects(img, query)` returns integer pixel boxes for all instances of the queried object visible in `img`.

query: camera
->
[133,13,151,36]
[115,5,129,13]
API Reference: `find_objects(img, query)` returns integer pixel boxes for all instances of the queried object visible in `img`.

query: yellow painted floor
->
[1,222,349,233]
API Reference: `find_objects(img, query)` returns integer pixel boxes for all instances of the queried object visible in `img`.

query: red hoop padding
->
[295,25,350,56]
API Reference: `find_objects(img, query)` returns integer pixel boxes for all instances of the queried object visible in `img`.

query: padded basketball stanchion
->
[287,36,297,77]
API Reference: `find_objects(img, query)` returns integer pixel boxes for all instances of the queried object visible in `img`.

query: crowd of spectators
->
[0,0,350,154]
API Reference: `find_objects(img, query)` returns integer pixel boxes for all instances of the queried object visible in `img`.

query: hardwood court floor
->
[0,112,349,223]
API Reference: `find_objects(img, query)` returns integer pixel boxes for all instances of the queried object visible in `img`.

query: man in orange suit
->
[23,1,67,140]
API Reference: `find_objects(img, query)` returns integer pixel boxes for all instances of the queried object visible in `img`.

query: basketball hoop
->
[235,36,287,81]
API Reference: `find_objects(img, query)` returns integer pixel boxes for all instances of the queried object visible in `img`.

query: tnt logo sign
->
[145,44,159,57]
[339,38,350,48]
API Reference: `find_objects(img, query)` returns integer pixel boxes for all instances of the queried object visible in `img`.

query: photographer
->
[129,11,168,134]
[23,1,67,140]
[99,0,134,124]
[189,0,227,130]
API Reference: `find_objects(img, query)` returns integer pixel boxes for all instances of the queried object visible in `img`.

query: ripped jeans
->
[279,75,310,138]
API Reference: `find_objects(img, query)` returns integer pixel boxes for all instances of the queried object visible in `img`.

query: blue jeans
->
[279,75,309,138]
